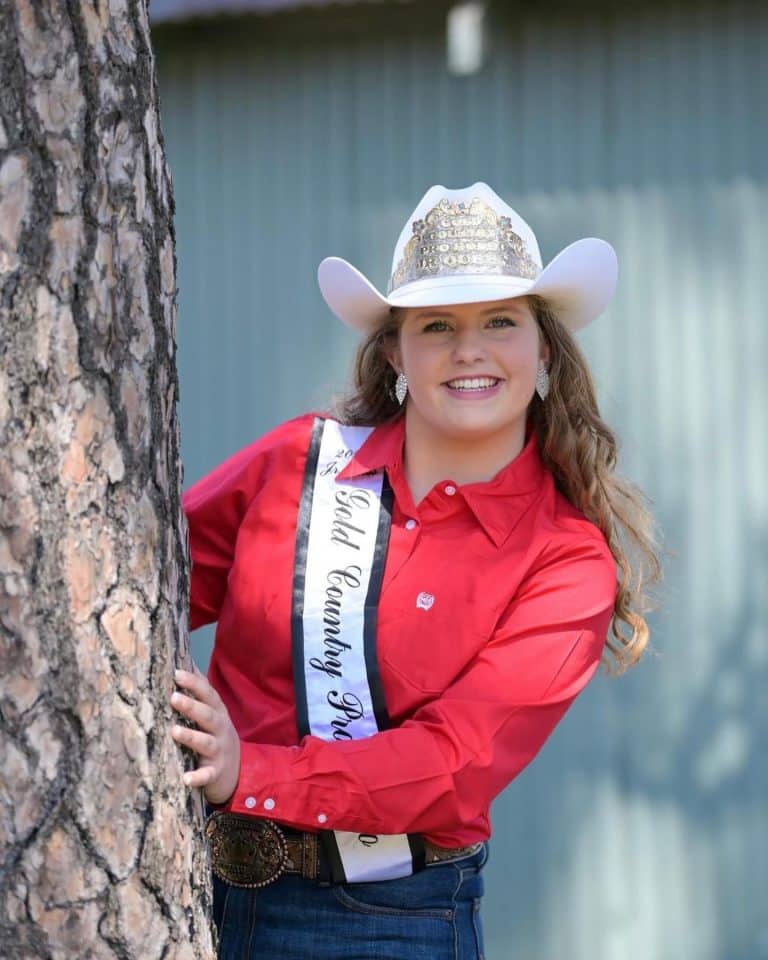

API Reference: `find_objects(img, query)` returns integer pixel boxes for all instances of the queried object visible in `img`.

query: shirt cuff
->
[222,740,350,833]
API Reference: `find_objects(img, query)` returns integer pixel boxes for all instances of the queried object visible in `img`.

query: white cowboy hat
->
[317,182,617,334]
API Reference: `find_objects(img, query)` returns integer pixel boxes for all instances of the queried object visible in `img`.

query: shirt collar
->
[337,416,548,547]
[338,417,407,481]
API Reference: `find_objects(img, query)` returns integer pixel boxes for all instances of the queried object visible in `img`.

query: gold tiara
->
[388,198,540,293]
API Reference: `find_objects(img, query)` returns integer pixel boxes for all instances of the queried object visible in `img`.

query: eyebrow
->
[413,303,527,320]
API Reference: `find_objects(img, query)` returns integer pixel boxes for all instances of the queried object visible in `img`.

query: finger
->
[174,668,221,707]
[170,691,218,731]
[171,724,218,757]
[183,765,216,788]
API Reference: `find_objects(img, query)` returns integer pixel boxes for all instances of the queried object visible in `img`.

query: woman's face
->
[390,297,547,447]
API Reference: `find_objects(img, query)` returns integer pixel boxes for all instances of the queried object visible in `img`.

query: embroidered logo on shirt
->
[416,592,435,611]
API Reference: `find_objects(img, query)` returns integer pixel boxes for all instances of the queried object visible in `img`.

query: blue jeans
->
[213,842,489,960]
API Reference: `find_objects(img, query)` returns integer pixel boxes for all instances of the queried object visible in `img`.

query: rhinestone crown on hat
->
[388,197,540,293]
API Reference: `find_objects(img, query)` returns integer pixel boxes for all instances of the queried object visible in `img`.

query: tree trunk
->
[0,1,215,957]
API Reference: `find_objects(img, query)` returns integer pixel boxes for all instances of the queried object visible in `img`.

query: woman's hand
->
[170,665,241,806]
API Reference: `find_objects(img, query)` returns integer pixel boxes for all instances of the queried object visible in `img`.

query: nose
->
[450,327,487,364]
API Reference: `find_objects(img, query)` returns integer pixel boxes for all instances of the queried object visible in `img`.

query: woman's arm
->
[183,415,314,629]
[173,535,616,837]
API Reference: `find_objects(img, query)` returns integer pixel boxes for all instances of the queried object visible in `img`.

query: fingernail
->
[183,773,192,786]
[174,669,186,681]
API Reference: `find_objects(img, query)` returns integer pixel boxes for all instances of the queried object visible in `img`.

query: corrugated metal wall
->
[154,2,768,957]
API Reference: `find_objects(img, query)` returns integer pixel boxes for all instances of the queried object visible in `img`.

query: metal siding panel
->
[155,2,768,957]
[151,0,399,25]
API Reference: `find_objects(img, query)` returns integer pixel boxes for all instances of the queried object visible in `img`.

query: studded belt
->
[206,811,482,888]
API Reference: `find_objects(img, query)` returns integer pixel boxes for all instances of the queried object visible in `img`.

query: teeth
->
[446,377,499,390]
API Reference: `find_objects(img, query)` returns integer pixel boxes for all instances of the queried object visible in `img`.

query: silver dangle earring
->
[395,372,408,405]
[535,365,550,401]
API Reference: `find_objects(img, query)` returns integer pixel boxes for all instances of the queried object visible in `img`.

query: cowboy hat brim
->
[318,238,617,334]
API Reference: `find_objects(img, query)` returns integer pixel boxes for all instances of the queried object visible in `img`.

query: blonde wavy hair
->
[336,295,661,674]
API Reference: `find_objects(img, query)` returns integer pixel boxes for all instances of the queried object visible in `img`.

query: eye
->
[422,319,451,333]
[487,315,516,328]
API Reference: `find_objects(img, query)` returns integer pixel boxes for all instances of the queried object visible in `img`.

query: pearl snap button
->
[317,813,328,824]
[244,796,256,809]
[263,797,276,811]
[405,519,417,530]
[445,485,457,496]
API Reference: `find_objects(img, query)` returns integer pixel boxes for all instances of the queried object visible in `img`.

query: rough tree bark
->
[0,1,215,957]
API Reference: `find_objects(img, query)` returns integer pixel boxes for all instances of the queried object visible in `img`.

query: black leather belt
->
[206,812,482,889]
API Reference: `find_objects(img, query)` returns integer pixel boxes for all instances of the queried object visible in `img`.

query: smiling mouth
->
[444,377,502,392]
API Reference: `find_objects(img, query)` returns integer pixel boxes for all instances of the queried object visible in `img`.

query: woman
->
[171,183,660,959]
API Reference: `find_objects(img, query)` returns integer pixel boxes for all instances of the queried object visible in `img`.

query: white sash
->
[292,418,423,883]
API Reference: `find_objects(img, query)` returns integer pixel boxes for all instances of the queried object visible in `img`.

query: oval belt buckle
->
[206,812,289,889]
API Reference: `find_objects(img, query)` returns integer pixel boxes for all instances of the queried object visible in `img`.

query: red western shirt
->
[184,413,616,847]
